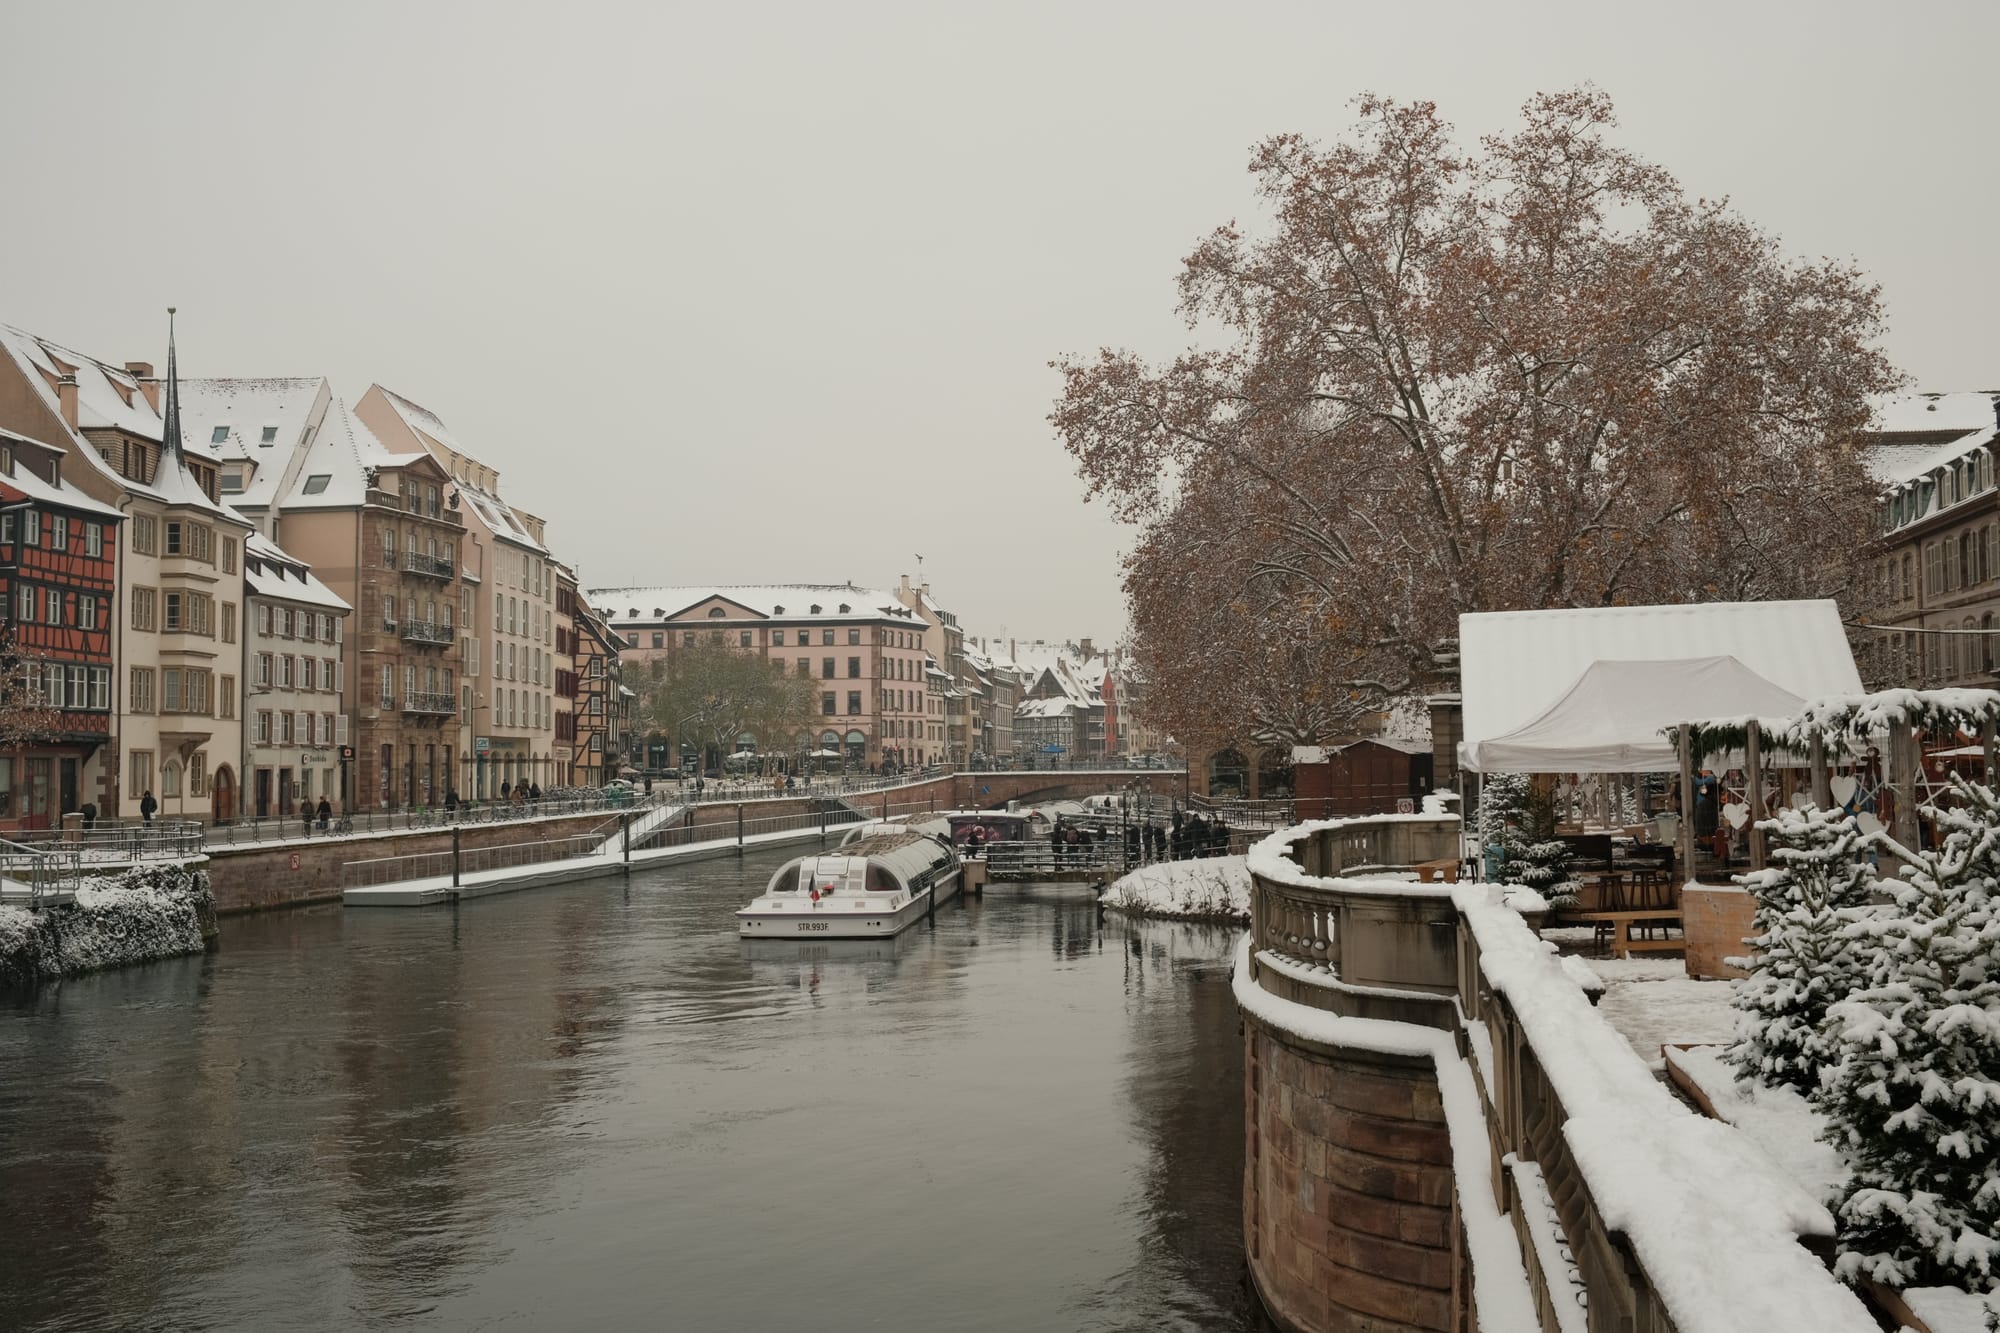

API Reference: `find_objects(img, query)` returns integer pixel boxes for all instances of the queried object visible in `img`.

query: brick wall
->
[1245,1017,1463,1333]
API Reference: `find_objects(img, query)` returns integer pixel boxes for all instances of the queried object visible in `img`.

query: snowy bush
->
[1819,779,2000,1296]
[1729,806,1877,1097]
[0,864,212,988]
[1104,856,1251,922]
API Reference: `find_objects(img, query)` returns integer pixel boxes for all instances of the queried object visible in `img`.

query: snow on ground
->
[1585,956,1737,1065]
[1103,856,1251,922]
[1903,1286,2000,1333]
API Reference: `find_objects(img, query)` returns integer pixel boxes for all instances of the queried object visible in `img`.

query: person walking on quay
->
[529,782,542,803]
[316,796,332,832]
[445,788,459,817]
[500,781,511,803]
[140,789,157,827]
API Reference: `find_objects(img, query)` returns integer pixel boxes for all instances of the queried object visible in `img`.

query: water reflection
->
[0,857,1265,1332]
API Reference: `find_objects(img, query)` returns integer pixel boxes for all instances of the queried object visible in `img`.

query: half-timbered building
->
[0,316,254,822]
[0,428,121,826]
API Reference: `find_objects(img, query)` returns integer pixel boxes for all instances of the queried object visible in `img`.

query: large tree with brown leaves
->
[1055,88,1899,747]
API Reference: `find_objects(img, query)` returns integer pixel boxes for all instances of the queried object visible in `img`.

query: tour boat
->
[737,825,963,939]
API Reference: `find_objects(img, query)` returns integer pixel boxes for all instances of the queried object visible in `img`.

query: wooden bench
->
[1571,910,1683,959]
[1414,857,1461,884]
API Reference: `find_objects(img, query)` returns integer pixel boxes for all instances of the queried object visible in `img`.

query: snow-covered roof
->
[1458,600,1863,772]
[0,322,248,524]
[367,385,547,554]
[1862,391,1999,487]
[0,430,125,518]
[274,396,413,511]
[244,533,352,612]
[589,584,929,627]
[1016,697,1076,719]
[179,377,327,510]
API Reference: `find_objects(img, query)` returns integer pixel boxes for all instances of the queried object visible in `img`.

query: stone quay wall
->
[1244,1018,1462,1333]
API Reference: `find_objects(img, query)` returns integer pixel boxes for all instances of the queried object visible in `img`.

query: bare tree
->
[1056,88,1899,746]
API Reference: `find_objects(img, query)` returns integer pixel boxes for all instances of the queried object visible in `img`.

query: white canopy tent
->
[1464,656,1807,773]
[1457,599,1865,775]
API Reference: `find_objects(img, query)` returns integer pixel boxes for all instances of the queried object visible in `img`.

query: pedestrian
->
[445,788,459,815]
[501,780,512,802]
[316,796,332,831]
[80,801,97,830]
[529,782,542,803]
[140,789,157,826]
[695,776,705,801]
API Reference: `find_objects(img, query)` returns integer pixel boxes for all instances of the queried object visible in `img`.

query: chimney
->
[124,362,160,412]
[900,574,910,596]
[56,375,79,430]
[1009,638,1016,662]
[1079,637,1094,658]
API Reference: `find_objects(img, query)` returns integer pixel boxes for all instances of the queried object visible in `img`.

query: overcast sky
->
[3,1,1993,645]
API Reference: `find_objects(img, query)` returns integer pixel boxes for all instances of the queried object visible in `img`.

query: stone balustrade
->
[1238,812,1874,1333]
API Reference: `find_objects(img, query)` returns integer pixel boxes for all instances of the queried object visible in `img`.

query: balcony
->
[402,691,456,716]
[402,552,455,580]
[401,619,455,646]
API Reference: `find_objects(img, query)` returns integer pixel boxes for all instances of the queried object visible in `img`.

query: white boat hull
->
[737,867,961,939]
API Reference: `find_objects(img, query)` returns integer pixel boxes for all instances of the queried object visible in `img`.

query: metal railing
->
[402,552,455,579]
[400,619,455,645]
[207,791,663,846]
[342,831,609,889]
[402,691,456,715]
[7,821,207,861]
[0,836,82,907]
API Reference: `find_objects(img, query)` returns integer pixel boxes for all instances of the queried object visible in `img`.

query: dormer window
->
[260,426,278,445]
[301,474,330,495]
[773,605,785,614]
[809,604,821,615]
[838,603,850,613]
[210,425,229,444]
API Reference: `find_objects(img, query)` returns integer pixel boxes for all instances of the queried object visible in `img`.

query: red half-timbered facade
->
[0,430,120,827]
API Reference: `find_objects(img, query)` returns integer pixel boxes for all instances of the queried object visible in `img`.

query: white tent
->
[1457,599,1864,774]
[1464,656,1807,773]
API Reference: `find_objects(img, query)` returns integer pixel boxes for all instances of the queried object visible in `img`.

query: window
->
[164,592,182,631]
[13,586,29,622]
[221,602,236,643]
[84,522,101,556]
[89,667,109,711]
[384,595,397,628]
[165,521,182,556]
[132,515,155,554]
[0,515,12,544]
[218,675,235,719]
[380,664,394,707]
[822,692,836,716]
[260,425,279,445]
[740,630,752,647]
[256,711,272,744]
[680,631,693,647]
[280,712,295,744]
[222,538,236,574]
[773,630,785,646]
[822,658,835,679]
[323,657,336,691]
[797,658,809,676]
[50,516,65,550]
[279,655,295,688]
[43,589,60,626]
[281,607,296,638]
[21,511,36,546]
[130,668,155,714]
[848,657,861,678]
[129,750,153,796]
[77,594,96,630]
[848,629,860,645]
[211,425,230,444]
[847,691,862,715]
[822,630,834,645]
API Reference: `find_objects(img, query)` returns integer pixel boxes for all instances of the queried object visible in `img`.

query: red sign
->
[289,852,301,871]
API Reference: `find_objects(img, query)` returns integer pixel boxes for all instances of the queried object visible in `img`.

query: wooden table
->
[1572,910,1683,958]
[1414,858,1461,884]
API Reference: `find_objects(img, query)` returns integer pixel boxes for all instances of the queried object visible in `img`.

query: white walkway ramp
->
[593,801,688,855]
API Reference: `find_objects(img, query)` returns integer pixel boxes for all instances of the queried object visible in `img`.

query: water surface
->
[0,850,1263,1332]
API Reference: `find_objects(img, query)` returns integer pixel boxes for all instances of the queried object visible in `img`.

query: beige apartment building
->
[0,320,252,822]
[357,386,558,798]
[265,397,464,810]
[591,584,934,771]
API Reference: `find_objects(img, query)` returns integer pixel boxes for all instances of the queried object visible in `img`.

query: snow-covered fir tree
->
[1821,779,2000,1295]
[1476,773,1578,908]
[1729,805,1876,1096]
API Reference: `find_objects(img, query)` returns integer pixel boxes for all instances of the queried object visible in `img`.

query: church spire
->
[161,306,183,459]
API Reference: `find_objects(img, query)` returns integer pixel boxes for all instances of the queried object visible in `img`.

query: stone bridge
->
[949,768,1185,809]
[1240,814,1881,1333]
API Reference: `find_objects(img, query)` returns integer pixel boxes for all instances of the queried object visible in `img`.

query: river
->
[0,849,1267,1332]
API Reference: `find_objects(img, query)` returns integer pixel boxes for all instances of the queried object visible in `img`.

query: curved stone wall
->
[1243,1014,1461,1333]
